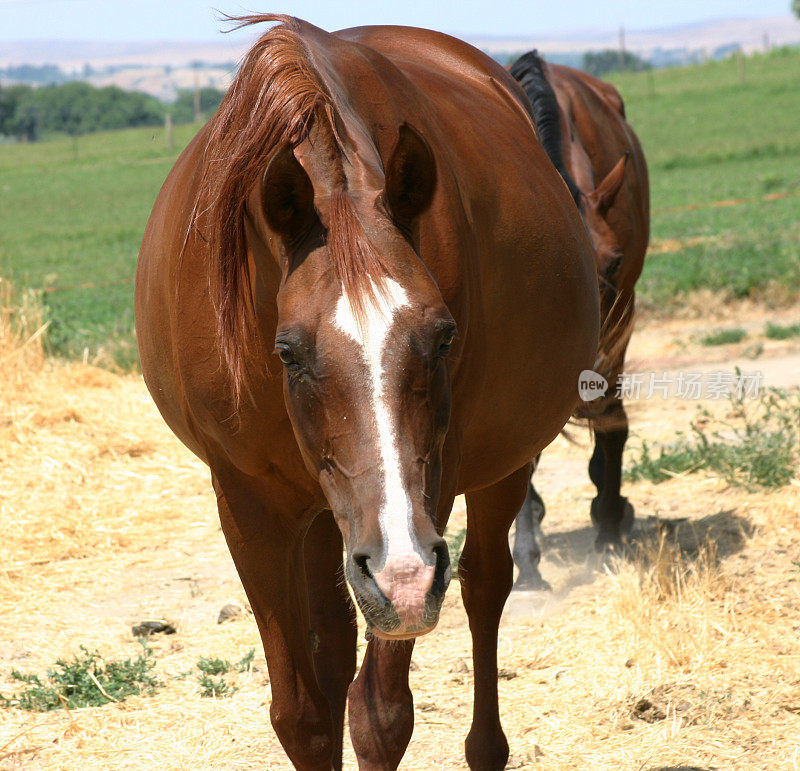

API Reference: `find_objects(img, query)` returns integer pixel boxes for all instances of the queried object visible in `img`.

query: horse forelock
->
[327,189,392,329]
[189,14,393,403]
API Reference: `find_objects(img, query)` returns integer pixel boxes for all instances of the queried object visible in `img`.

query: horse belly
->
[455,176,600,491]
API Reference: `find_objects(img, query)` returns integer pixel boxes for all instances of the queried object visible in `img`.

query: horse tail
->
[509,51,582,206]
[566,287,636,433]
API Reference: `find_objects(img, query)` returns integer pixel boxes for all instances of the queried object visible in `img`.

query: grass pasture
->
[1,46,800,366]
[0,123,197,367]
[610,47,800,310]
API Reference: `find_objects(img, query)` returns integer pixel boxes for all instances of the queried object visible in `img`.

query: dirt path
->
[1,308,799,769]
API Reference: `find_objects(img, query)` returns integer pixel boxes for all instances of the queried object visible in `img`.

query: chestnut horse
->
[136,17,599,770]
[509,52,650,589]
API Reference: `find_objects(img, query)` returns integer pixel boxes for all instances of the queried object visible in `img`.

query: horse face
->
[275,265,455,639]
[583,153,628,288]
[261,124,451,638]
[582,199,623,290]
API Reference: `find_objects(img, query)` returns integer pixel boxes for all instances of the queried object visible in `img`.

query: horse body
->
[509,52,650,588]
[137,17,598,769]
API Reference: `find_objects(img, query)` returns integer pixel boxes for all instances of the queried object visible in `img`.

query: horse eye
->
[437,330,456,357]
[275,344,298,367]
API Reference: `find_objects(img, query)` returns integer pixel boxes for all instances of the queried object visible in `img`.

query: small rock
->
[217,603,245,624]
[408,660,419,671]
[633,697,666,723]
[132,620,176,637]
[625,658,635,668]
[506,752,531,768]
[498,668,518,680]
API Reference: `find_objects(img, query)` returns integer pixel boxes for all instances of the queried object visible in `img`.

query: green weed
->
[0,642,159,712]
[700,328,747,346]
[197,656,232,676]
[446,526,467,575]
[765,322,800,340]
[195,649,255,698]
[197,674,237,699]
[626,387,800,491]
[625,440,703,483]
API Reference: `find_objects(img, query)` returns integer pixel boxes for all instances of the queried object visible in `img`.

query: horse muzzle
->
[346,541,451,638]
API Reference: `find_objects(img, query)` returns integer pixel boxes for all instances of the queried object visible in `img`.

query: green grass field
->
[611,47,800,308]
[1,46,799,367]
[0,124,198,367]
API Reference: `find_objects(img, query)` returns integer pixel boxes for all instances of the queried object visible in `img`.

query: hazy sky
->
[0,0,792,41]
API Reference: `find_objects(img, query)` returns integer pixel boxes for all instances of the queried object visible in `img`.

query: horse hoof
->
[593,535,628,555]
[513,572,552,592]
[620,500,635,535]
[590,497,635,542]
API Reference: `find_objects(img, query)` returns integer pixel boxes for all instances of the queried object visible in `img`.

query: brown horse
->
[136,16,599,769]
[509,52,650,589]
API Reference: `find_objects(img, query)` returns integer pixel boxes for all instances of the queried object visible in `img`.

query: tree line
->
[0,82,226,141]
[581,50,651,77]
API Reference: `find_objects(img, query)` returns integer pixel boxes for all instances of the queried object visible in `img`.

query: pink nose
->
[372,554,436,630]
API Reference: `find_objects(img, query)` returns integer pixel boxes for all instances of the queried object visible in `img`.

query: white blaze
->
[334,278,417,562]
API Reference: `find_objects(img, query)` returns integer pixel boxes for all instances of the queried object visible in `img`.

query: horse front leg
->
[461,464,530,770]
[305,510,358,770]
[212,467,335,771]
[347,637,415,770]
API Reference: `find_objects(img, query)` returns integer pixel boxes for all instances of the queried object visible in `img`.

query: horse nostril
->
[432,541,451,592]
[352,553,373,581]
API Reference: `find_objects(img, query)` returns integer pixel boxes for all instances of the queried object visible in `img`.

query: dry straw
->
[0,277,47,381]
[1,284,799,768]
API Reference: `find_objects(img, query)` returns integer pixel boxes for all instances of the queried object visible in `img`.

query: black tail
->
[510,51,582,206]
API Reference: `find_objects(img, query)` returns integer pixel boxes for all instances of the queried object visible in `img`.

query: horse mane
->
[509,51,582,206]
[510,53,638,430]
[190,14,388,402]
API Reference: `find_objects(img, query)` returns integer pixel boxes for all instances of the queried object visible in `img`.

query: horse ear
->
[262,145,316,242]
[385,123,436,226]
[588,152,628,214]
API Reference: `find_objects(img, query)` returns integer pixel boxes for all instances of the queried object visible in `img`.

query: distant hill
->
[1,14,798,101]
[467,14,800,58]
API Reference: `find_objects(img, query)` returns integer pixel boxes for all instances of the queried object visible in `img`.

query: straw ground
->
[1,293,799,769]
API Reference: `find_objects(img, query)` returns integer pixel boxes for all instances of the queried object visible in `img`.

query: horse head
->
[250,116,454,639]
[582,152,629,290]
